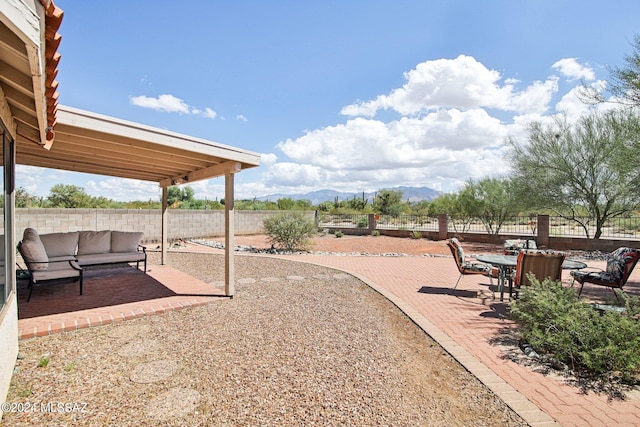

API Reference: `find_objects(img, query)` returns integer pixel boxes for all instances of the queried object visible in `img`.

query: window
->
[0,126,12,309]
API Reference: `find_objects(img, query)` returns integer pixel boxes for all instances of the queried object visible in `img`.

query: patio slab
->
[17,264,227,340]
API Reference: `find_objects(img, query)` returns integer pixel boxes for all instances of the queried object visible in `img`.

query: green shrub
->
[510,278,640,383]
[38,355,50,368]
[411,230,423,239]
[357,217,369,228]
[371,230,380,236]
[262,212,316,251]
[335,231,344,238]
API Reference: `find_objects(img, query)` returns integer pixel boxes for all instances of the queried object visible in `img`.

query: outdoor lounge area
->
[15,255,227,339]
[6,239,640,426]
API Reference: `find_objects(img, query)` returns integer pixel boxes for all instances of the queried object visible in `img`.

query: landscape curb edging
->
[277,255,560,427]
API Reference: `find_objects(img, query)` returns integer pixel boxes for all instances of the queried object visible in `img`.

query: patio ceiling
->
[0,0,61,148]
[17,105,261,187]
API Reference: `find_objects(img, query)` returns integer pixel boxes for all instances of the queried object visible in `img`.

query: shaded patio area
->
[17,263,227,339]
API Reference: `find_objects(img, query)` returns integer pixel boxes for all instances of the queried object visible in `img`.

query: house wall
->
[0,296,18,406]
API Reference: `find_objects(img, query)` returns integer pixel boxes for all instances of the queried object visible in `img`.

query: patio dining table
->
[475,254,587,301]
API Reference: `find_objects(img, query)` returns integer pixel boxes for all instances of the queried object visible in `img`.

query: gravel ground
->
[4,251,527,426]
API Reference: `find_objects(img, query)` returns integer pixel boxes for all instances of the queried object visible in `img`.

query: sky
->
[18,0,640,202]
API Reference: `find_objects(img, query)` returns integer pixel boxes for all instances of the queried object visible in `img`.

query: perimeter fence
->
[318,214,640,240]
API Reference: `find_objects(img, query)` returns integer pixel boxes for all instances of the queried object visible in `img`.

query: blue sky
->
[18,0,640,202]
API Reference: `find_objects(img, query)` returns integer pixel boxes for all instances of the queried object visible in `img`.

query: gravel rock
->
[5,252,527,426]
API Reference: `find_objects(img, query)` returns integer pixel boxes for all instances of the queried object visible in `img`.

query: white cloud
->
[262,162,329,187]
[256,54,606,197]
[260,153,278,167]
[16,165,46,195]
[130,94,191,113]
[262,104,515,196]
[129,94,220,120]
[236,114,248,122]
[85,178,161,202]
[202,108,218,119]
[277,110,507,171]
[555,87,593,121]
[341,55,558,118]
[552,58,595,81]
[259,146,509,196]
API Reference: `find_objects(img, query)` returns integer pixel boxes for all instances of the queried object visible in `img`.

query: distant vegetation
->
[10,184,433,215]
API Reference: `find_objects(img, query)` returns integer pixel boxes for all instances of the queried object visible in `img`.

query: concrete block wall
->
[13,209,316,244]
[15,209,160,241]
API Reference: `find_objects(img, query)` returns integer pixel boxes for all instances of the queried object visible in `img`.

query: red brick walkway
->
[286,253,640,427]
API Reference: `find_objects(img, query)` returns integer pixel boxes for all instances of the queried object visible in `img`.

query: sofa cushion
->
[31,260,81,281]
[78,230,112,255]
[40,231,79,258]
[111,231,143,253]
[77,251,145,266]
[20,228,49,270]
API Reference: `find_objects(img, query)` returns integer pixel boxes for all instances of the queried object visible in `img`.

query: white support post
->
[161,186,168,265]
[224,171,235,297]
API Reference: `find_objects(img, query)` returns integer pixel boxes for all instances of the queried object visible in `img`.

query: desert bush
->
[335,231,344,238]
[357,217,369,228]
[411,230,423,239]
[262,212,316,251]
[510,277,640,383]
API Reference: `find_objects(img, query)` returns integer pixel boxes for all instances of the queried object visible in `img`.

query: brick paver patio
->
[289,254,640,427]
[15,245,640,426]
[17,264,227,339]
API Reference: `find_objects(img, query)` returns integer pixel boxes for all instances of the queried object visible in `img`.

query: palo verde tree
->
[508,109,640,238]
[458,177,522,235]
[580,34,640,107]
[428,193,473,232]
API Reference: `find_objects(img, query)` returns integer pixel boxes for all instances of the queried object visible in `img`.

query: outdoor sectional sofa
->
[17,228,147,301]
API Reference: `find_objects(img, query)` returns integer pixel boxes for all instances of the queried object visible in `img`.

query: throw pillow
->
[111,231,143,253]
[20,228,49,270]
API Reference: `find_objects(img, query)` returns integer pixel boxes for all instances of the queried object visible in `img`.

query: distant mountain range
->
[257,186,440,204]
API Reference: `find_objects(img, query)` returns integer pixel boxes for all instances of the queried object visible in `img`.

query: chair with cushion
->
[513,251,565,297]
[17,228,83,301]
[504,239,537,255]
[447,237,498,294]
[570,247,640,297]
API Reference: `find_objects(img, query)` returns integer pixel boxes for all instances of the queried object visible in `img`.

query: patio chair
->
[504,239,537,255]
[17,228,83,302]
[513,251,565,297]
[570,247,640,297]
[447,238,497,294]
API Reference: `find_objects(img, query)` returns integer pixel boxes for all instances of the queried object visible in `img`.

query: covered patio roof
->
[1,0,261,297]
[17,105,261,187]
